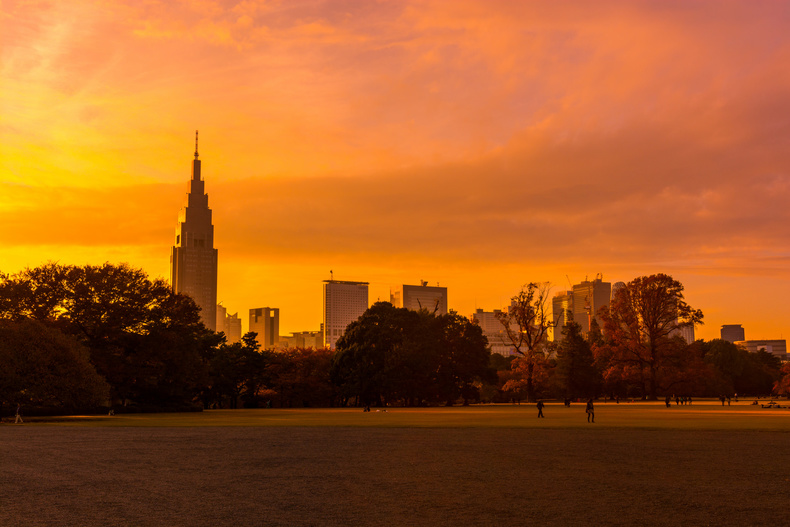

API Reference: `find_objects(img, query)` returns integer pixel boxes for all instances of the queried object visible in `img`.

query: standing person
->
[586,399,595,423]
[665,395,671,408]
[15,404,23,424]
[537,400,545,418]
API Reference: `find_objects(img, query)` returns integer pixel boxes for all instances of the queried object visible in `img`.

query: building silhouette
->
[734,339,787,359]
[170,131,218,330]
[721,324,745,343]
[550,290,573,341]
[216,304,242,343]
[250,307,279,349]
[571,275,611,334]
[390,281,448,314]
[323,279,368,349]
[470,308,517,356]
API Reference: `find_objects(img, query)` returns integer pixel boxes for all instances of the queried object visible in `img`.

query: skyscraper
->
[721,324,745,343]
[323,280,368,349]
[216,304,242,343]
[571,275,611,335]
[170,131,218,331]
[250,307,280,349]
[390,282,448,314]
[550,290,573,341]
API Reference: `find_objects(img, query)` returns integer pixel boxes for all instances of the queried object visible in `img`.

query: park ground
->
[1,401,789,526]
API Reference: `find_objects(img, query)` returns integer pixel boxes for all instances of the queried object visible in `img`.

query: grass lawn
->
[2,401,788,526]
[18,399,790,430]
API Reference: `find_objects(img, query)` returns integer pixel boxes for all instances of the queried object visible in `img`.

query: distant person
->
[726,396,731,406]
[675,395,680,405]
[15,404,23,424]
[564,398,571,407]
[720,395,726,406]
[537,400,545,418]
[688,396,692,405]
[586,399,595,423]
[665,395,671,408]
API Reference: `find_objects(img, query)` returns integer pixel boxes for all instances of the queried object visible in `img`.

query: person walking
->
[15,403,23,424]
[537,400,545,418]
[585,398,595,423]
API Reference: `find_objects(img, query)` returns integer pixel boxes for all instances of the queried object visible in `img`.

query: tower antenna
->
[194,130,199,159]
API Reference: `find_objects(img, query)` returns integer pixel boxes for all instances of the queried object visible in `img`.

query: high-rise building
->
[470,308,516,356]
[390,282,448,314]
[250,307,279,349]
[721,324,745,343]
[571,275,611,335]
[216,304,242,343]
[170,132,218,331]
[550,290,573,341]
[323,280,368,349]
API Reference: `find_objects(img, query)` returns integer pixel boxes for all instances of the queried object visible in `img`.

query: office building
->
[550,290,573,341]
[170,132,218,330]
[250,307,279,349]
[470,308,517,356]
[671,324,695,344]
[721,324,745,343]
[571,275,611,334]
[216,304,242,343]
[278,330,324,349]
[734,340,787,360]
[323,280,369,349]
[391,282,448,314]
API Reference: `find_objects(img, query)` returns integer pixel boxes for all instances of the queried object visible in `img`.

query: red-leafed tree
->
[598,274,703,400]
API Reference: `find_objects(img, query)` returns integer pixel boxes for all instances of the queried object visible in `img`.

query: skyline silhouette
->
[2,1,789,340]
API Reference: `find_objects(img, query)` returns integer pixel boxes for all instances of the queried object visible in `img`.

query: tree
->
[495,283,554,402]
[598,274,703,400]
[0,262,214,406]
[774,362,790,397]
[555,321,601,399]
[0,318,109,408]
[331,302,493,406]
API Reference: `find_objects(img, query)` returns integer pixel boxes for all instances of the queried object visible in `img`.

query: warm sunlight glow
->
[2,0,789,339]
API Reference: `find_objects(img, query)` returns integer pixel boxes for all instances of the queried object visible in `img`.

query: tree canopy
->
[331,302,494,406]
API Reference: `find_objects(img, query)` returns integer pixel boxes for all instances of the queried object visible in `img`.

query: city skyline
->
[3,1,790,341]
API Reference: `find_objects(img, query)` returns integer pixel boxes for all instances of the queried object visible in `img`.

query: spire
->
[194,130,199,159]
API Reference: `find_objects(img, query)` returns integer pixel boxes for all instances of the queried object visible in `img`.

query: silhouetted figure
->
[688,396,692,405]
[586,399,595,423]
[15,404,23,424]
[564,398,571,407]
[726,396,731,406]
[537,400,545,418]
[675,395,680,405]
[720,395,726,406]
[665,395,671,408]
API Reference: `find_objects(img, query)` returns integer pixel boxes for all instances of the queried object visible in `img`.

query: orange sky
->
[2,0,790,341]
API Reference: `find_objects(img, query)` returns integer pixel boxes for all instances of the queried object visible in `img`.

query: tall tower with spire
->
[170,131,218,330]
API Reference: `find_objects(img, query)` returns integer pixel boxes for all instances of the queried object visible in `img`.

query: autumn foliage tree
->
[597,274,703,400]
[495,283,554,402]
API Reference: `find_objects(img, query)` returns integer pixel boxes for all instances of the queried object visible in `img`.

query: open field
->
[2,403,789,526]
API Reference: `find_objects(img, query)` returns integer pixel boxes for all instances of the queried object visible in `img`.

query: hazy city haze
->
[2,1,789,340]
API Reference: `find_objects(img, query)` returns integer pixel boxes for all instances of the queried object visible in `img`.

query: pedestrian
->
[537,400,545,418]
[726,396,731,406]
[15,404,23,424]
[665,395,671,408]
[586,398,595,423]
[719,395,726,406]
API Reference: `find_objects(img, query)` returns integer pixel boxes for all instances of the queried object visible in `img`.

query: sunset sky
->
[2,0,789,341]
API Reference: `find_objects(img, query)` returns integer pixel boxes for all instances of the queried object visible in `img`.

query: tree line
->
[1,263,788,413]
